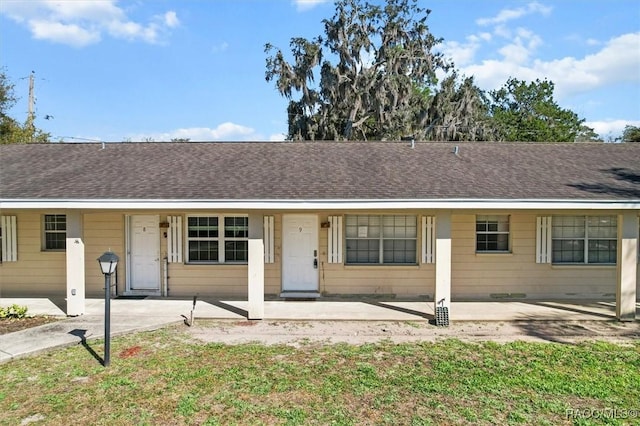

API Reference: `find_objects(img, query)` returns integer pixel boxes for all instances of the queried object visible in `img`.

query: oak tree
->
[265,0,450,141]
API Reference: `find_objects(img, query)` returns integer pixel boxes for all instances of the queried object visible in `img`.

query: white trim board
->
[2,199,639,211]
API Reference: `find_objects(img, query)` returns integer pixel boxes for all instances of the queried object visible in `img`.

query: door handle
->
[313,259,318,269]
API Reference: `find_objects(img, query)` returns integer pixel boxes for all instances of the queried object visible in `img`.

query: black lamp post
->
[97,251,119,367]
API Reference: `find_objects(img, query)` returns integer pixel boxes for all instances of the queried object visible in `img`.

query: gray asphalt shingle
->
[1,141,639,200]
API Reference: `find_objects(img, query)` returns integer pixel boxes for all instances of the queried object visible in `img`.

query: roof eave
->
[1,198,639,211]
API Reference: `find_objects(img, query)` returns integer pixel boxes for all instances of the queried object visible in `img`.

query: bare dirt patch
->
[186,319,640,346]
[0,316,61,335]
[119,345,143,358]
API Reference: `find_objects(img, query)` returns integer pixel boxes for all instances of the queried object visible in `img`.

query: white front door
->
[282,215,319,292]
[129,215,160,292]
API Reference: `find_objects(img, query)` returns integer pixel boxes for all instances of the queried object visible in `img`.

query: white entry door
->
[282,215,319,292]
[129,215,160,292]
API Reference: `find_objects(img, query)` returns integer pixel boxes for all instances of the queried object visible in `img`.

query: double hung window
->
[43,214,66,251]
[345,215,417,264]
[552,216,616,264]
[476,215,510,252]
[187,215,248,263]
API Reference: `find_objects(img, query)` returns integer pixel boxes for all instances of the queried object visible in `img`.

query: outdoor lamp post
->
[97,251,119,367]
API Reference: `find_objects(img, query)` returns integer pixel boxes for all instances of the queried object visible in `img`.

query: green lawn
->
[1,325,638,425]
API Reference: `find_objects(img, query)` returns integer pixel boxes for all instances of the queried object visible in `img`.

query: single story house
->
[0,141,638,321]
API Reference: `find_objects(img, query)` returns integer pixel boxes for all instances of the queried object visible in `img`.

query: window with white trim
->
[345,215,417,264]
[476,215,510,252]
[186,215,248,263]
[43,214,66,251]
[552,216,617,264]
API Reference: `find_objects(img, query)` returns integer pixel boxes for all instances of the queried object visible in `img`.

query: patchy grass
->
[1,325,638,425]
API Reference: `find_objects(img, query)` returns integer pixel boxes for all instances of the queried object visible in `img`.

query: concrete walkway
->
[1,297,637,364]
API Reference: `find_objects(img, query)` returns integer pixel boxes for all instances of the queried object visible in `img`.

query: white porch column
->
[248,239,265,319]
[66,211,85,316]
[616,213,638,321]
[247,214,265,320]
[434,212,452,315]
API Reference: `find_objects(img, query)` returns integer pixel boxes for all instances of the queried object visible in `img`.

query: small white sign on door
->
[358,226,368,238]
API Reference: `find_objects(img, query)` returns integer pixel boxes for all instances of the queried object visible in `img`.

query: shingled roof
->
[1,141,639,201]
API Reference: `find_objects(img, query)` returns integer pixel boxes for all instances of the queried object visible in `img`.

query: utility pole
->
[28,71,35,123]
[27,71,35,142]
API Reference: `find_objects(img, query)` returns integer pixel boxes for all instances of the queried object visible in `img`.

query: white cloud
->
[108,20,147,41]
[493,24,512,39]
[459,30,639,141]
[498,42,529,65]
[460,32,640,99]
[48,0,124,21]
[293,0,330,12]
[534,32,640,97]
[0,0,178,47]
[585,120,640,140]
[269,133,287,141]
[29,19,100,47]
[133,122,265,142]
[441,40,479,67]
[496,28,543,64]
[164,11,179,28]
[476,2,552,26]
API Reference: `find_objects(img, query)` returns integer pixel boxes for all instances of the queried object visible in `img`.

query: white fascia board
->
[1,198,639,211]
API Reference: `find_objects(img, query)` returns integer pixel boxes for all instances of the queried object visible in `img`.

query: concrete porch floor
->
[2,297,637,322]
[1,297,638,363]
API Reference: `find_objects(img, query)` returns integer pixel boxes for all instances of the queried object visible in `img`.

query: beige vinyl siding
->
[1,209,635,301]
[0,212,66,295]
[81,212,277,298]
[318,213,435,297]
[163,264,248,297]
[451,213,617,299]
[75,211,283,298]
[161,213,282,297]
[320,264,434,296]
[264,215,281,295]
[83,213,125,296]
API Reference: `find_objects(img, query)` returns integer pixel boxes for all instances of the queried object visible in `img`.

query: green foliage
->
[266,0,450,141]
[0,304,28,319]
[0,68,17,116]
[575,124,603,142]
[622,125,640,142]
[489,78,590,142]
[427,71,496,141]
[266,2,596,142]
[0,116,50,144]
[0,68,50,144]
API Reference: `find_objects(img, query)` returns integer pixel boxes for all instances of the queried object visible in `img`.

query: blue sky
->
[1,0,639,142]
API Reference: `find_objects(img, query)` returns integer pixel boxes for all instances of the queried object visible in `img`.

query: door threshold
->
[123,291,161,297]
[280,291,321,300]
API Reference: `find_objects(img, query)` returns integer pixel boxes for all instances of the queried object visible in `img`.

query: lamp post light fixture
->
[97,251,119,367]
